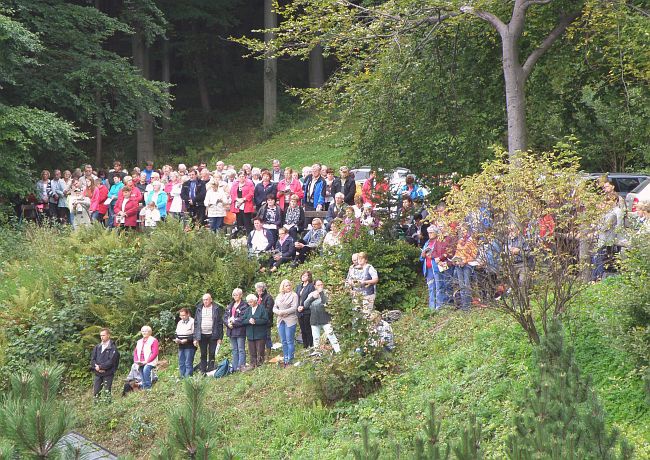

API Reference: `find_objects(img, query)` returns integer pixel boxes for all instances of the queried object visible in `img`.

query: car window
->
[630,178,650,194]
[613,177,644,193]
[352,170,370,182]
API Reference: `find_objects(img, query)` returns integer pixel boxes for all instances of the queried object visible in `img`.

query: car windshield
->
[352,170,370,182]
[615,177,647,193]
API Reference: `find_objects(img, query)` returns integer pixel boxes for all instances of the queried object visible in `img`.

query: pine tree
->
[353,425,381,460]
[157,376,216,460]
[0,363,75,459]
[506,320,633,460]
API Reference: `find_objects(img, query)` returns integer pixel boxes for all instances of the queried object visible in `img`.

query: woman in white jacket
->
[69,180,91,230]
[168,172,184,219]
[204,178,231,232]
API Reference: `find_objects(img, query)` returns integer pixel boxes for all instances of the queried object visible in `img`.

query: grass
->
[66,287,649,459]
[187,114,357,171]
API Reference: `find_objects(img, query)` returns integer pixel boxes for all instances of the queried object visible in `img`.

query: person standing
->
[273,279,299,367]
[174,308,196,378]
[242,293,269,368]
[224,289,248,372]
[193,293,224,373]
[255,282,275,353]
[302,164,326,212]
[90,328,120,398]
[271,159,282,183]
[346,252,379,317]
[339,166,356,206]
[305,280,340,355]
[230,170,256,236]
[295,271,315,349]
[181,169,207,227]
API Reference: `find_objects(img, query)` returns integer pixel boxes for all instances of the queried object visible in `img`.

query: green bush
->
[613,236,650,368]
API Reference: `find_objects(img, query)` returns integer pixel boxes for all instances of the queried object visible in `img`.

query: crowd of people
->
[90,252,394,397]
[29,158,649,396]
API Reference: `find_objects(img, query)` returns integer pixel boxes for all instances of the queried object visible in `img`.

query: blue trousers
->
[178,347,195,378]
[141,364,155,389]
[426,266,451,310]
[209,216,224,232]
[278,321,297,364]
[456,265,474,311]
[230,336,246,371]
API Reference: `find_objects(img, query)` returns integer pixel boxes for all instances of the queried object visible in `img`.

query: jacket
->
[242,305,269,341]
[224,300,248,338]
[302,175,325,208]
[273,291,299,327]
[341,177,356,205]
[295,282,315,318]
[193,301,225,341]
[282,206,305,234]
[305,291,331,326]
[274,235,295,259]
[247,228,276,252]
[257,290,275,330]
[325,202,348,228]
[276,179,304,210]
[254,181,277,209]
[204,186,231,217]
[90,185,109,214]
[145,190,168,218]
[323,177,342,202]
[90,340,120,377]
[181,180,207,208]
[420,237,454,275]
[256,203,283,228]
[113,195,140,227]
[229,179,256,214]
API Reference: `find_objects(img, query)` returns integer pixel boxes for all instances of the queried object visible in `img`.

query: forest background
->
[1,0,649,204]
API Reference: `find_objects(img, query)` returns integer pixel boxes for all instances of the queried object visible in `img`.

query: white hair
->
[245,294,258,303]
[232,288,243,297]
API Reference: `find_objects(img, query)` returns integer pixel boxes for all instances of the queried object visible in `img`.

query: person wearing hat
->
[420,225,454,310]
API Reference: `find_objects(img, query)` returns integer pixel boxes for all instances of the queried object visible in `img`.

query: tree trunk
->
[308,44,325,88]
[94,0,103,168]
[501,35,527,156]
[161,37,171,156]
[264,0,277,128]
[132,30,154,165]
[195,55,211,113]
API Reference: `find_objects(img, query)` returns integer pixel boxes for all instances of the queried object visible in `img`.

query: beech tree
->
[238,0,648,158]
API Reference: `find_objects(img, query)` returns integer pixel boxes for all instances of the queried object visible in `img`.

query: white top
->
[204,187,231,217]
[201,307,213,335]
[250,230,269,253]
[169,183,183,213]
[139,206,161,227]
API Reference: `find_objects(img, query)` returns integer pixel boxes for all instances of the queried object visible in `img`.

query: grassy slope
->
[68,287,649,459]
[200,116,356,171]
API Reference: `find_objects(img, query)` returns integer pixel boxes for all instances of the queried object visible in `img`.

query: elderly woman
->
[168,171,184,218]
[255,281,275,352]
[69,181,92,229]
[133,325,159,390]
[276,167,304,211]
[282,194,305,241]
[223,288,248,372]
[273,279,299,367]
[145,180,168,220]
[305,280,340,355]
[242,293,269,368]
[204,178,231,232]
[230,170,256,236]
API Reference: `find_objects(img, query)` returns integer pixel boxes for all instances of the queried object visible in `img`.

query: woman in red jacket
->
[230,170,256,236]
[90,178,109,224]
[113,187,140,229]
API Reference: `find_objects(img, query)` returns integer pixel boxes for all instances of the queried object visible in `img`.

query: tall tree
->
[309,44,325,88]
[122,0,167,165]
[263,0,278,128]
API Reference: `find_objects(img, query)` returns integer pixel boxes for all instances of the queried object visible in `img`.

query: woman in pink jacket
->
[230,170,256,236]
[133,325,159,390]
[89,178,109,224]
[276,167,304,211]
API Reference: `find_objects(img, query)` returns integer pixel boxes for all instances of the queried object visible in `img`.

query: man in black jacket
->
[181,169,207,226]
[193,293,224,373]
[255,282,275,353]
[339,166,357,206]
[90,328,120,398]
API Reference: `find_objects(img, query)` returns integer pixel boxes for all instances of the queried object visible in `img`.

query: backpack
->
[212,358,231,379]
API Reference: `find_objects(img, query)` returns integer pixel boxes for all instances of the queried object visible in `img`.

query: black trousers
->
[189,205,206,226]
[236,211,254,235]
[198,334,218,373]
[248,339,266,367]
[93,373,114,397]
[298,314,313,348]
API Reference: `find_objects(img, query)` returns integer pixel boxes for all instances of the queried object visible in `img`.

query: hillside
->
[66,282,649,458]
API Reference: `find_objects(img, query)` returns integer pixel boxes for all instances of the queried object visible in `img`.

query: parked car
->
[625,177,650,215]
[584,173,649,199]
